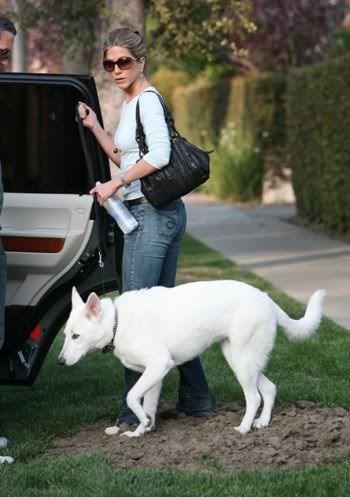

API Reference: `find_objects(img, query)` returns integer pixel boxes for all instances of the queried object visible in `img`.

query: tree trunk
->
[63,48,91,75]
[110,0,145,32]
[12,0,27,72]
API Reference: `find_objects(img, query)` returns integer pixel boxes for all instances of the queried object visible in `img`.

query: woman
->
[78,27,212,430]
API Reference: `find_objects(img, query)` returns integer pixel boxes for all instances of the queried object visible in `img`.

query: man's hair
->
[0,14,17,36]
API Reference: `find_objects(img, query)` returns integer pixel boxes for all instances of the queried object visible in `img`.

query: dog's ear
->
[85,293,102,321]
[72,287,83,308]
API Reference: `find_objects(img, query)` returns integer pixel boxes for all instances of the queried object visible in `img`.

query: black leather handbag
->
[135,90,211,208]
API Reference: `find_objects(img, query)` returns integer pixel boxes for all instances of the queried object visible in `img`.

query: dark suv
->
[0,73,123,385]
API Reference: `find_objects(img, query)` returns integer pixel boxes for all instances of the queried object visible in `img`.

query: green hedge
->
[150,66,190,113]
[287,54,350,233]
[172,77,227,146]
[172,73,287,201]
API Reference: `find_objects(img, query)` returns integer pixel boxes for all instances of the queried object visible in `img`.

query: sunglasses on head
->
[0,49,12,62]
[103,56,140,72]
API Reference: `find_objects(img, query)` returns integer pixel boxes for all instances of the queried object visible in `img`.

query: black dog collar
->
[102,306,118,354]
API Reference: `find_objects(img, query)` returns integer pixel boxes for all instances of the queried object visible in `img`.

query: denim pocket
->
[155,201,181,238]
[128,204,146,232]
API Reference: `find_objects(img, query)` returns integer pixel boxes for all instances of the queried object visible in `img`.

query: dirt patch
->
[48,402,350,472]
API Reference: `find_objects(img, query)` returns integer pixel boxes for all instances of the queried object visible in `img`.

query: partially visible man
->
[0,14,16,72]
[0,13,17,464]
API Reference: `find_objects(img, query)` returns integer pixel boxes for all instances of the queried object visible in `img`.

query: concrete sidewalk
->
[183,194,350,330]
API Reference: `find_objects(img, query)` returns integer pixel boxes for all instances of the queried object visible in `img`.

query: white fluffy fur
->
[0,456,14,464]
[0,437,13,464]
[58,281,325,437]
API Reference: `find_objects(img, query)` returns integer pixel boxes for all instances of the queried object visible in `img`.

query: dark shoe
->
[176,405,214,418]
[160,408,185,420]
[116,420,139,432]
[176,389,214,418]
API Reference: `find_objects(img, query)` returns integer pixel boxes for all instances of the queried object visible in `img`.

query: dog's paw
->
[120,430,142,438]
[139,414,152,428]
[253,417,269,429]
[145,421,155,433]
[144,415,155,432]
[0,456,14,464]
[105,425,120,436]
[234,425,250,435]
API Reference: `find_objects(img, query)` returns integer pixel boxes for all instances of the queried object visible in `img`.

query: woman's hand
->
[89,179,122,205]
[78,102,120,166]
[78,102,98,131]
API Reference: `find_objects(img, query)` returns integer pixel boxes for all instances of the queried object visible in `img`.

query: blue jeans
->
[119,198,212,424]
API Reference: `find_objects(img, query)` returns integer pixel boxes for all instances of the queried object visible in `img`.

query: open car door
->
[0,73,123,385]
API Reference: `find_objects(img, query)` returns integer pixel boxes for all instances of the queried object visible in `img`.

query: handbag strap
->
[135,90,178,159]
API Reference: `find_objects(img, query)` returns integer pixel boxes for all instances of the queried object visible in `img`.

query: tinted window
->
[0,82,90,194]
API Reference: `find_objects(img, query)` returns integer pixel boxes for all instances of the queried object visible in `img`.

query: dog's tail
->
[274,290,326,342]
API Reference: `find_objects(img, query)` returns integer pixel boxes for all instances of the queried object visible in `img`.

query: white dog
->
[58,281,325,438]
[0,437,14,464]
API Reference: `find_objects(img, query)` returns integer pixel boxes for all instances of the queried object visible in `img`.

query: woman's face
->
[104,45,144,91]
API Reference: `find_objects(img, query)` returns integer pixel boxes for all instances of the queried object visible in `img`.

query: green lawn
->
[0,235,349,497]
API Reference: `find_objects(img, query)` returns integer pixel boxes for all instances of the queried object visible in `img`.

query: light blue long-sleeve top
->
[114,86,171,201]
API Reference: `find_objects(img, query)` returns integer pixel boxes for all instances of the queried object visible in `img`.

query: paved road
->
[184,194,350,330]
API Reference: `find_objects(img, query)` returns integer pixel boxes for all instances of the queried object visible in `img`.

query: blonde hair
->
[103,27,147,59]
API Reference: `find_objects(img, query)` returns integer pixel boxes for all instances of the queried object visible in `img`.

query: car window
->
[0,82,89,194]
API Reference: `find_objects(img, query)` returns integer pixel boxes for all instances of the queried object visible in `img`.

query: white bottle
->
[95,182,138,234]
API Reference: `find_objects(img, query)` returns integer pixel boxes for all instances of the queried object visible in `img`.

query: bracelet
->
[120,172,130,188]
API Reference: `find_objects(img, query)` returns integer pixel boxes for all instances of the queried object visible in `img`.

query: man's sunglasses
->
[103,56,140,72]
[0,49,12,62]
